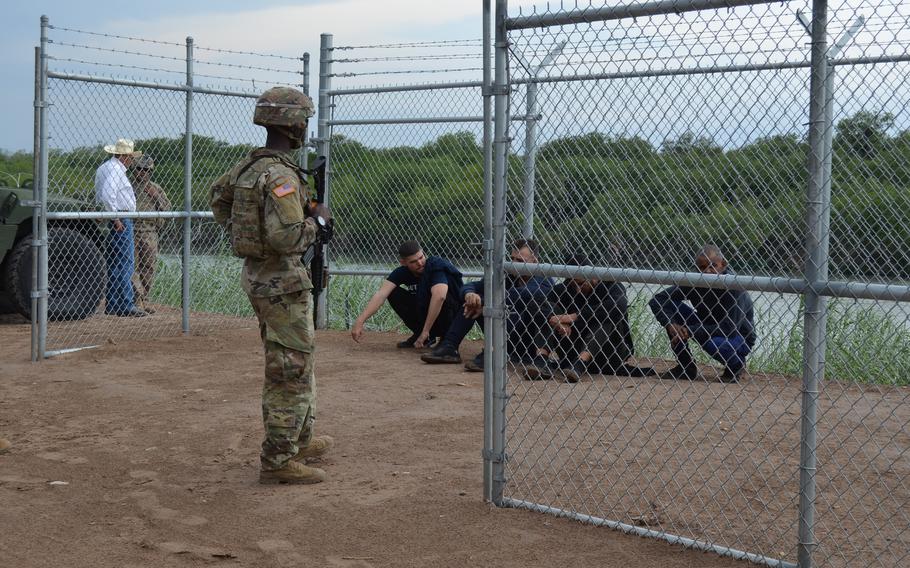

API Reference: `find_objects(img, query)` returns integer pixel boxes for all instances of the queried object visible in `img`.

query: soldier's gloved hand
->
[309,203,331,222]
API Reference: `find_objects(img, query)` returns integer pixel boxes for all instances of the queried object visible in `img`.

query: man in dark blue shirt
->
[648,244,756,383]
[351,240,463,348]
[421,239,553,371]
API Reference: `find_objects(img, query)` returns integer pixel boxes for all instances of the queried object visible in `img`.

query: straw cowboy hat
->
[103,138,142,156]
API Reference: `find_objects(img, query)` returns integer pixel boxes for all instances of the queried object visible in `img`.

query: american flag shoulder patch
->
[272,182,296,198]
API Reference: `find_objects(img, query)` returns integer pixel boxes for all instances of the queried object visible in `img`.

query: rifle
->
[301,155,333,325]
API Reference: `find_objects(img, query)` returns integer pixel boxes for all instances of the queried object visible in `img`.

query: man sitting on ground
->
[351,240,463,349]
[648,244,756,383]
[420,238,553,371]
[526,253,654,383]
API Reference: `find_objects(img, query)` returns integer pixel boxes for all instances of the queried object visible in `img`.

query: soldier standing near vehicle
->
[130,155,171,314]
[210,87,333,485]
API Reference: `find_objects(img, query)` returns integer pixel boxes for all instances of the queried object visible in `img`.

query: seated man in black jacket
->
[648,244,756,383]
[526,253,654,383]
[351,240,463,349]
[420,238,553,371]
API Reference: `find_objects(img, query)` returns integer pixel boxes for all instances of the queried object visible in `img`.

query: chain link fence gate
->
[315,33,489,332]
[485,1,910,568]
[31,16,311,358]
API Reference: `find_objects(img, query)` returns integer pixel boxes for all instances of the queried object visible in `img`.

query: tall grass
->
[151,255,909,385]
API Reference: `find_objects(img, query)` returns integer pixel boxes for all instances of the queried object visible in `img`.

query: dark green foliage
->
[17,109,910,280]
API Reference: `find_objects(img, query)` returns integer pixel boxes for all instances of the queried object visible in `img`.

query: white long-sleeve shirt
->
[95,157,136,212]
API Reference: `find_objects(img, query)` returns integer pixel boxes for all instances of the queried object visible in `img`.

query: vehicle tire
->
[3,227,105,321]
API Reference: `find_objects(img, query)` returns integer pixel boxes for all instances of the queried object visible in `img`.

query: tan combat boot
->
[0,438,11,454]
[292,435,334,462]
[259,461,326,485]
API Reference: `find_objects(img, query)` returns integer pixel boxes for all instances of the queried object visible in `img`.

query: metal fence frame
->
[31,15,310,359]
[486,1,910,567]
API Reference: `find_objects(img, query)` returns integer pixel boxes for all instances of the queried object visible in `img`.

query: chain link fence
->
[317,33,486,333]
[485,1,910,567]
[28,17,310,357]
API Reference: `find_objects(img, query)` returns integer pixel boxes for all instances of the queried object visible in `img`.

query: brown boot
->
[292,435,334,462]
[0,438,11,454]
[259,460,326,485]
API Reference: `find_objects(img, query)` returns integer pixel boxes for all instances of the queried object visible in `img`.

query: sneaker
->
[660,365,698,381]
[524,356,555,381]
[719,367,744,384]
[259,461,326,485]
[561,360,588,383]
[616,364,657,378]
[292,435,334,462]
[396,333,420,348]
[420,343,462,364]
[464,352,484,372]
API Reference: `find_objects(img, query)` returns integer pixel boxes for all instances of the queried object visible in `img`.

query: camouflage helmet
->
[253,87,314,129]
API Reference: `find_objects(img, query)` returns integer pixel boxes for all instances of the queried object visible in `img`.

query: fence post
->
[300,52,311,172]
[182,37,194,334]
[315,34,333,329]
[482,0,494,502]
[521,80,537,239]
[31,45,41,362]
[490,0,510,506]
[798,1,830,566]
[37,15,50,360]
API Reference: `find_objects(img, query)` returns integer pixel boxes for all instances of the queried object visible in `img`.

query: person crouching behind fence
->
[420,238,552,372]
[351,240,463,349]
[130,155,171,314]
[525,253,655,383]
[648,244,756,383]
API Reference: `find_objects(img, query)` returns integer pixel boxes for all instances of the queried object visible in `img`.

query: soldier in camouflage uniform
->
[210,87,333,485]
[130,155,172,314]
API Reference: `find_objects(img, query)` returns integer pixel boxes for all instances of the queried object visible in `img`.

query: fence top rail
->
[326,80,484,97]
[505,0,789,31]
[46,211,214,220]
[46,70,260,98]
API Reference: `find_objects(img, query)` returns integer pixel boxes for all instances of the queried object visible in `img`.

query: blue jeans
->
[670,302,751,372]
[105,218,136,314]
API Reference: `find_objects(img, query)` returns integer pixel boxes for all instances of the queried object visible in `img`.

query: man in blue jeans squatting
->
[648,244,756,383]
[94,138,146,318]
[420,238,553,371]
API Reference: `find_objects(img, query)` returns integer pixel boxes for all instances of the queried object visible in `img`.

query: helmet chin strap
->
[275,125,305,149]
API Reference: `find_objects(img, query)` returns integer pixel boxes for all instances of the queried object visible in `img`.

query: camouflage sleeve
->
[209,170,234,230]
[261,166,318,254]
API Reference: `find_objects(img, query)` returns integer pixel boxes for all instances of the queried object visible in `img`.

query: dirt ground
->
[1,313,907,567]
[0,313,746,568]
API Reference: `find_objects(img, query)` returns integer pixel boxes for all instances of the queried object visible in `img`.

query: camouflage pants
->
[248,289,317,471]
[131,231,159,307]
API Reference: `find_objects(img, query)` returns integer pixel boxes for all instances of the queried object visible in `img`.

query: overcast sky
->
[1,0,520,152]
[3,1,903,153]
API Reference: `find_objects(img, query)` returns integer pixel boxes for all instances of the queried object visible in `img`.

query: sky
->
[0,0,517,152]
[2,0,904,154]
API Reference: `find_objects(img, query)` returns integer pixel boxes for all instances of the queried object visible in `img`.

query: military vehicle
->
[0,184,106,320]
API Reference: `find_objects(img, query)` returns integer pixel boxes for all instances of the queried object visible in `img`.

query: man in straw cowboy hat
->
[95,138,147,317]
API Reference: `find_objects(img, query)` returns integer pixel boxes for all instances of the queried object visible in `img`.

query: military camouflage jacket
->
[134,180,172,233]
[211,148,318,297]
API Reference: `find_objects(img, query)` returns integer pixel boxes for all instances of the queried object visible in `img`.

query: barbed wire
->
[331,53,482,64]
[48,25,186,47]
[193,44,302,61]
[194,58,301,76]
[334,38,483,50]
[332,66,484,78]
[49,40,186,62]
[48,56,184,76]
